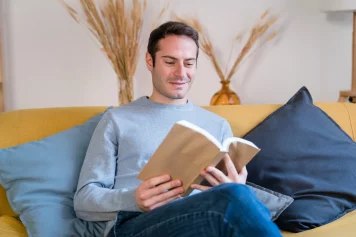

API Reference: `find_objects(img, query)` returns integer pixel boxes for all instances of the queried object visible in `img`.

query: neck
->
[149,93,188,105]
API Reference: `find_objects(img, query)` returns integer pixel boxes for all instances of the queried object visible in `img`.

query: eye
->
[165,61,174,65]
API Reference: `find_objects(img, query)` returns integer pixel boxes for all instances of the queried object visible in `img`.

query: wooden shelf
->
[339,90,356,102]
[338,12,356,103]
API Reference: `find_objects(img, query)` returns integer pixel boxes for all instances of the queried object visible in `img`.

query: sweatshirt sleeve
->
[73,111,142,222]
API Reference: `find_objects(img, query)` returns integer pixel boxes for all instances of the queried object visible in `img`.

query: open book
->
[137,120,260,196]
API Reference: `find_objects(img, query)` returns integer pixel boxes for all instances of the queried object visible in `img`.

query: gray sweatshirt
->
[73,96,233,236]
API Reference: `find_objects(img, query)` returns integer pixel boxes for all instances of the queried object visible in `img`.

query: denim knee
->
[214,183,253,200]
[210,183,280,236]
[214,183,272,218]
[211,183,270,214]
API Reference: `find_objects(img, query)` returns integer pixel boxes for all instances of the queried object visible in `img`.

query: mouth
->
[169,82,186,86]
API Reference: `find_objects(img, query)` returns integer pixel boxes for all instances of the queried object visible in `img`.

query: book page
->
[222,137,259,151]
[177,120,222,149]
[228,140,260,171]
[217,139,260,173]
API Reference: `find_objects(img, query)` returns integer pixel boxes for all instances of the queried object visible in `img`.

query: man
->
[74,21,282,237]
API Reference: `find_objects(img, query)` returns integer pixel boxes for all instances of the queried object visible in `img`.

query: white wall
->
[0,0,353,111]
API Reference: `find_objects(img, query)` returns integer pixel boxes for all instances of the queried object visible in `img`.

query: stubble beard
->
[154,78,191,100]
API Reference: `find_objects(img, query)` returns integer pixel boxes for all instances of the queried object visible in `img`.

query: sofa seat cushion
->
[282,210,356,237]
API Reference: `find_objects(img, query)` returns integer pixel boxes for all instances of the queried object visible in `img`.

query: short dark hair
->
[147,21,199,67]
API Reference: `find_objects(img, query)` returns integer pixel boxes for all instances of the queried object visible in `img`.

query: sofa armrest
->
[0,215,27,237]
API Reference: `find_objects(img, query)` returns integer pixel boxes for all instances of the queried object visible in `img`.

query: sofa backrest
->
[1,103,355,217]
[204,103,356,139]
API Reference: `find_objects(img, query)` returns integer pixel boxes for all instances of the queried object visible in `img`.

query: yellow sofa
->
[0,103,355,237]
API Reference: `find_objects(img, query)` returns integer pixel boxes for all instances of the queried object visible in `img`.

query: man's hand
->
[136,174,184,212]
[190,154,248,191]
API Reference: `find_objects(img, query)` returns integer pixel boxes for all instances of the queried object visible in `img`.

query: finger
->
[237,166,248,184]
[144,186,184,208]
[191,184,211,191]
[146,179,182,199]
[201,170,220,186]
[223,154,238,177]
[144,174,171,189]
[149,194,182,210]
[239,166,248,176]
[206,167,231,184]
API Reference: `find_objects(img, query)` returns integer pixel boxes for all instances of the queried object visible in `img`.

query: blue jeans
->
[108,183,282,237]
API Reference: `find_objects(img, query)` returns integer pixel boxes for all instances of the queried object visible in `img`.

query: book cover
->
[137,120,260,196]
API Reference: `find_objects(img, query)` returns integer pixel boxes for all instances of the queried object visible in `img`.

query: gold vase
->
[210,80,240,105]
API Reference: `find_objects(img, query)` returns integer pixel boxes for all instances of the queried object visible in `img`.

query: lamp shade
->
[321,0,356,12]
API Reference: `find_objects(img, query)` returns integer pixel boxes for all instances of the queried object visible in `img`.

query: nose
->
[174,63,186,79]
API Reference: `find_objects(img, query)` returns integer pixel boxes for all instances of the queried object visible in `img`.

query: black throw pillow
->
[244,86,356,232]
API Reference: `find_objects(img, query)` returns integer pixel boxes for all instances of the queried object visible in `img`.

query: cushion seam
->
[342,103,355,140]
[315,104,354,141]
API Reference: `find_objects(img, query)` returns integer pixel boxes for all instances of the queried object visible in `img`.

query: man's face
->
[146,35,198,103]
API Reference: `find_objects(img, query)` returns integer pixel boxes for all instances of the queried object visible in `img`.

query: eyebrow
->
[161,56,196,61]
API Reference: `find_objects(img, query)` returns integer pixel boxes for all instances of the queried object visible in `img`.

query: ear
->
[146,52,153,72]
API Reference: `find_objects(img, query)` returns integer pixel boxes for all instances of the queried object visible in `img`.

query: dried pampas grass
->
[60,0,168,105]
[175,10,279,83]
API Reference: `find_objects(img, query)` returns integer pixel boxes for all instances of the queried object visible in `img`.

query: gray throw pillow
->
[247,182,294,221]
